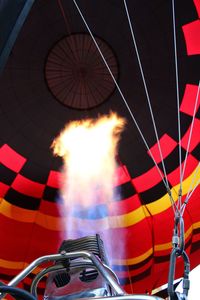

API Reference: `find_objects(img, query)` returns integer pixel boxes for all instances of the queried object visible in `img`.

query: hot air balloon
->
[0,0,200,299]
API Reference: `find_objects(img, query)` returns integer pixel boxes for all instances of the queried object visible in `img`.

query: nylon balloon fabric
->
[0,0,200,297]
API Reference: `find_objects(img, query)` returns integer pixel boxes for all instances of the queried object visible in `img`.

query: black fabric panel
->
[191,240,200,254]
[0,273,14,282]
[160,145,187,175]
[43,186,59,202]
[119,267,152,285]
[139,181,168,205]
[5,188,40,210]
[114,181,136,201]
[0,164,17,185]
[20,162,49,183]
[154,254,170,264]
[166,113,192,142]
[193,227,200,235]
[192,143,200,161]
[196,108,200,119]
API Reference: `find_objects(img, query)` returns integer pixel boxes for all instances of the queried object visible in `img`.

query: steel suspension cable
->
[186,176,200,203]
[181,80,200,184]
[181,162,200,216]
[72,0,178,214]
[172,0,183,210]
[123,0,170,195]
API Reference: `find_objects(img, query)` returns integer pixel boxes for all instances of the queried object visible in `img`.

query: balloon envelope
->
[0,0,200,296]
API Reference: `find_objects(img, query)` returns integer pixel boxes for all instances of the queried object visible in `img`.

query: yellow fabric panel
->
[0,165,199,231]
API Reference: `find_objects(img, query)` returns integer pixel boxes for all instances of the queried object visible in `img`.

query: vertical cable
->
[172,0,182,209]
[123,0,170,190]
[72,0,178,214]
[72,1,166,185]
[181,162,200,216]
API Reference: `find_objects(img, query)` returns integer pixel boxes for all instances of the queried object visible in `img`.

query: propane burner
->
[44,235,113,299]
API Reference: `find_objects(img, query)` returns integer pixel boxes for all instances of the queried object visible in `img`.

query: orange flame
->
[51,112,125,209]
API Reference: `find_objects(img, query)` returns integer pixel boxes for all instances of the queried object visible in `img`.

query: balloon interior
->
[0,115,189,300]
[0,1,200,300]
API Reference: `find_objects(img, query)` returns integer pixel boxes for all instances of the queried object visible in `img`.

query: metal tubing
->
[8,254,65,287]
[168,248,177,299]
[8,251,125,295]
[179,216,185,254]
[168,248,190,299]
[30,264,65,297]
[31,260,120,297]
[69,296,163,300]
[0,286,36,300]
[0,0,35,73]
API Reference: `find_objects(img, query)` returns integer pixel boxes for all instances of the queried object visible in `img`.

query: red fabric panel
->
[115,164,131,186]
[0,214,35,261]
[47,170,62,188]
[39,200,63,217]
[187,185,200,223]
[11,174,45,198]
[151,261,173,293]
[148,134,177,164]
[132,166,163,193]
[0,267,21,277]
[0,182,9,197]
[193,0,200,17]
[23,224,66,262]
[0,214,65,262]
[192,232,200,245]
[167,154,199,186]
[190,248,200,272]
[152,206,174,245]
[182,20,200,55]
[181,118,200,152]
[125,271,153,295]
[0,144,26,172]
[180,84,200,116]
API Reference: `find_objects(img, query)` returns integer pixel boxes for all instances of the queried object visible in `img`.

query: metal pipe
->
[8,251,125,295]
[69,296,163,300]
[8,253,65,287]
[30,264,65,297]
